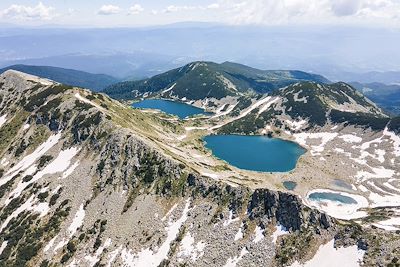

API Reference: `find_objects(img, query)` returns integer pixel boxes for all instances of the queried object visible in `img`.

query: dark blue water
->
[308,192,357,204]
[132,99,208,119]
[283,181,297,190]
[203,135,306,172]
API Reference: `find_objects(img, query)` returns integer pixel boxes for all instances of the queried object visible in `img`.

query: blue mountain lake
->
[203,135,306,172]
[132,99,209,119]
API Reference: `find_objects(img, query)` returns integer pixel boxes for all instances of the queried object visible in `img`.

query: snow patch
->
[305,189,369,220]
[339,134,362,143]
[372,217,400,231]
[5,146,80,203]
[294,132,338,156]
[234,223,244,241]
[62,160,80,179]
[223,210,239,227]
[253,226,264,243]
[0,241,8,255]
[162,83,176,94]
[121,198,191,267]
[0,132,62,188]
[0,114,7,128]
[68,204,85,237]
[223,247,248,267]
[271,224,289,243]
[290,239,365,267]
[177,232,206,262]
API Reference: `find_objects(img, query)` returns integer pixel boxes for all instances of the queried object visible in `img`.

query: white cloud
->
[207,3,220,9]
[97,5,121,15]
[331,0,362,16]
[1,2,55,20]
[218,0,400,25]
[163,5,197,13]
[128,4,144,15]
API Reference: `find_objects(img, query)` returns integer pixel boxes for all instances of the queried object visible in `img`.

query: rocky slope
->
[0,71,399,267]
[103,61,329,100]
[216,81,388,135]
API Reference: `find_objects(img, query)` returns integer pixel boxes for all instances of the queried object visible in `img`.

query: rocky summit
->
[0,69,399,267]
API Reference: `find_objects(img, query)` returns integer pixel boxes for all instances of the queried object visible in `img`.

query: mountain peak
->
[1,69,55,88]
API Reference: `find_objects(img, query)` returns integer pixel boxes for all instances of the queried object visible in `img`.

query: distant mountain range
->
[0,65,119,91]
[350,82,400,115]
[103,61,329,100]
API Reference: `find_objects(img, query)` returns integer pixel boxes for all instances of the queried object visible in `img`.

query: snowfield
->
[290,239,365,267]
[305,189,369,220]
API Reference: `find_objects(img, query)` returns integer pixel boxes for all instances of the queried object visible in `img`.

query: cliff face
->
[0,70,396,267]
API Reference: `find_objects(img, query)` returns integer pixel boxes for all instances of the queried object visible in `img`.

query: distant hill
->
[103,61,329,100]
[350,82,400,115]
[0,65,119,91]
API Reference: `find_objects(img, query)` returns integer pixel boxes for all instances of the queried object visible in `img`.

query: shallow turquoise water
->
[308,192,357,204]
[283,181,297,190]
[203,135,306,172]
[132,99,208,119]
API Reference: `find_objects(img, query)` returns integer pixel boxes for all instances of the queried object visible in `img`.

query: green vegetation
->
[0,110,29,154]
[24,84,71,112]
[330,110,389,131]
[38,155,54,169]
[103,61,329,100]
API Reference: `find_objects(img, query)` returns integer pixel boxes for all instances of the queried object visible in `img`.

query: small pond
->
[283,181,297,190]
[308,192,358,204]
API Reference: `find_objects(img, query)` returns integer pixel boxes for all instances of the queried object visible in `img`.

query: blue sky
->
[0,0,400,27]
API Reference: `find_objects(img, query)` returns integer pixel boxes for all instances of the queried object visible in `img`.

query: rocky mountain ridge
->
[0,70,399,267]
[103,61,329,101]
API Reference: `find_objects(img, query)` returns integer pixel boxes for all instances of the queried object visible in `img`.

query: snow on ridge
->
[0,241,8,255]
[121,198,191,267]
[177,232,206,262]
[0,114,7,128]
[285,119,307,131]
[294,132,338,156]
[162,83,176,94]
[253,226,264,243]
[74,93,106,113]
[372,217,400,231]
[84,238,112,267]
[212,102,238,119]
[5,147,80,205]
[62,160,80,179]
[258,97,279,115]
[0,132,62,188]
[223,210,239,227]
[0,195,50,232]
[290,239,365,267]
[384,127,400,157]
[339,134,362,143]
[234,223,244,241]
[223,247,248,267]
[271,224,288,244]
[68,204,85,237]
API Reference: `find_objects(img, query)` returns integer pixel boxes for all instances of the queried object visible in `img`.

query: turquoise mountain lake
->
[203,135,306,172]
[308,192,357,204]
[132,99,208,119]
[283,181,297,190]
